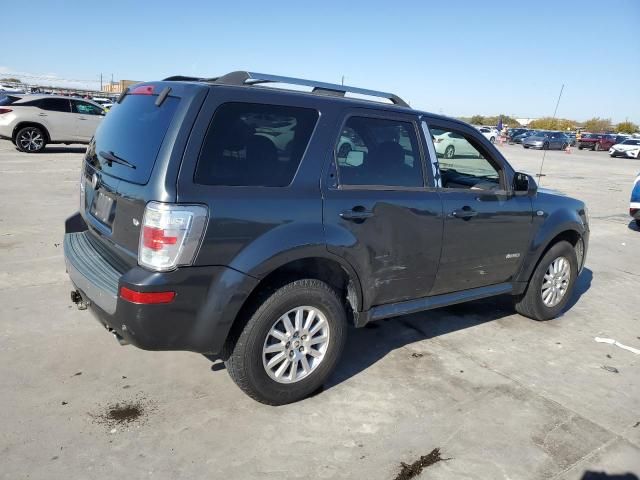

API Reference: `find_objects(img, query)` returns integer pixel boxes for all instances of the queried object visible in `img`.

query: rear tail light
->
[138,202,208,271]
[0,108,12,114]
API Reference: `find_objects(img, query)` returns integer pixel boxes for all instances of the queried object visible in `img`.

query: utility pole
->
[100,73,103,91]
[341,75,345,86]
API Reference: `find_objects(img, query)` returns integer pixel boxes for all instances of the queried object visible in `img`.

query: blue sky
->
[3,0,639,122]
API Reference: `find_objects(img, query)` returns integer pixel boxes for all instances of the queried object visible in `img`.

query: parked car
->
[0,84,25,94]
[63,71,589,405]
[507,128,529,141]
[477,126,498,143]
[433,130,480,158]
[0,95,105,152]
[609,138,640,157]
[578,133,627,151]
[511,130,536,144]
[631,173,640,228]
[523,131,569,150]
[92,97,114,110]
[565,133,577,146]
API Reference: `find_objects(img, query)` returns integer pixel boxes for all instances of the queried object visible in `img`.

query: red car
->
[578,133,627,151]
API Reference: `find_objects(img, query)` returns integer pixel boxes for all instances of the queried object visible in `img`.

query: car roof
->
[160,71,468,128]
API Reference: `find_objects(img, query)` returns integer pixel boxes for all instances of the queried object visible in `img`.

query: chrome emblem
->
[132,218,140,226]
[91,173,99,190]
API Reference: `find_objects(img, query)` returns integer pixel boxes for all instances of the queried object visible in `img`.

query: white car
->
[476,126,498,143]
[609,138,640,158]
[92,97,115,110]
[0,95,104,152]
[0,84,25,94]
[433,130,478,158]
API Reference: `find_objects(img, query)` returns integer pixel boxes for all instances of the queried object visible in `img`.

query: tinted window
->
[195,103,318,187]
[72,101,103,116]
[431,127,501,191]
[0,95,21,106]
[335,116,423,187]
[39,98,71,112]
[85,93,180,185]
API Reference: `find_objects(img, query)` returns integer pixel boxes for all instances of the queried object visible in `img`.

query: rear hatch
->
[81,82,208,267]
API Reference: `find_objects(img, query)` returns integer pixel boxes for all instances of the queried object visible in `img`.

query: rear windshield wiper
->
[98,150,136,169]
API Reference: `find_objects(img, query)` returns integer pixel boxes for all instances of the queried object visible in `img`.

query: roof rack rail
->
[163,71,409,107]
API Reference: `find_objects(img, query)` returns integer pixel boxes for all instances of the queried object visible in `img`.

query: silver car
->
[0,95,105,153]
[523,131,569,150]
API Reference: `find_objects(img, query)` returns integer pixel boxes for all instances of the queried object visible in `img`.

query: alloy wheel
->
[541,256,571,307]
[262,306,330,384]
[18,128,44,152]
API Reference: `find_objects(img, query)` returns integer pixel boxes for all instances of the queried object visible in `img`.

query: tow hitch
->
[70,290,89,310]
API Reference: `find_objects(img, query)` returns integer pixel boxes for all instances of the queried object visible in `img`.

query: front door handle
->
[38,113,47,117]
[450,206,477,219]
[340,207,374,221]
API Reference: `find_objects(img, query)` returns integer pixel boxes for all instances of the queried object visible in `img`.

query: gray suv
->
[64,72,589,404]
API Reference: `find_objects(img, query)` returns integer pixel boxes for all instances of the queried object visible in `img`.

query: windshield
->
[623,139,640,145]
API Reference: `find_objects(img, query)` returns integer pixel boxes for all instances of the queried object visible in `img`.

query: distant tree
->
[0,77,22,83]
[528,117,576,131]
[583,117,612,133]
[470,115,485,125]
[616,121,639,134]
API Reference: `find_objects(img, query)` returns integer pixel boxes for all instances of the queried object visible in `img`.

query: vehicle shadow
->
[40,146,87,154]
[207,270,593,391]
[581,472,639,480]
[627,220,639,232]
[326,268,594,390]
[325,295,515,389]
[565,267,593,311]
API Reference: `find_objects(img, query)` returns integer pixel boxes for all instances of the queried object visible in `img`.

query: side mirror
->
[513,172,537,196]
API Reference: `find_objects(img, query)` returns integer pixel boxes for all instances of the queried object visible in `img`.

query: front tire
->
[15,126,46,153]
[224,279,347,405]
[514,241,578,321]
[594,143,600,151]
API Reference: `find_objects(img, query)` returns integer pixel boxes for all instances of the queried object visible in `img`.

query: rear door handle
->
[450,207,477,219]
[340,207,374,221]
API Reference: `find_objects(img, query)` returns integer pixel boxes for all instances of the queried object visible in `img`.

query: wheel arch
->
[12,121,51,143]
[515,222,586,290]
[219,253,364,359]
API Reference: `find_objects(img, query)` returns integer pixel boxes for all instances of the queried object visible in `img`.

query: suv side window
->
[38,98,71,113]
[335,116,423,187]
[72,100,104,116]
[430,127,502,191]
[195,102,318,187]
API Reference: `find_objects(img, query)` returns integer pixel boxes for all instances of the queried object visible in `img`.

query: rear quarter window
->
[194,102,319,187]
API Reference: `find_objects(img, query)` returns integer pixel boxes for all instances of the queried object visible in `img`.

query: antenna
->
[537,84,565,186]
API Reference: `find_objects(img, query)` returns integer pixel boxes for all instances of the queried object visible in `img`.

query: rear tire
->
[224,279,347,405]
[578,146,583,150]
[514,241,578,321]
[444,145,455,159]
[15,126,46,153]
[542,142,549,150]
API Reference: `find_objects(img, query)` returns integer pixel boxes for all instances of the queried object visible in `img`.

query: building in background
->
[102,80,141,94]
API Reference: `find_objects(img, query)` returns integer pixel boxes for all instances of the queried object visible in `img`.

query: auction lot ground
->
[1,140,639,480]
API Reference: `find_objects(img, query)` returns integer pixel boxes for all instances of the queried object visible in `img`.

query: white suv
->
[0,95,105,153]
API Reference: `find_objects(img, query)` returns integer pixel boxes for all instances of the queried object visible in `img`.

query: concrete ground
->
[1,140,639,480]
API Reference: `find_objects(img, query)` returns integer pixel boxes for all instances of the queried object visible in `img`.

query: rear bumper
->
[63,217,258,354]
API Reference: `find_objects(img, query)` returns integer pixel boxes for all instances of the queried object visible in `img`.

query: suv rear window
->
[195,102,318,187]
[86,93,180,184]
